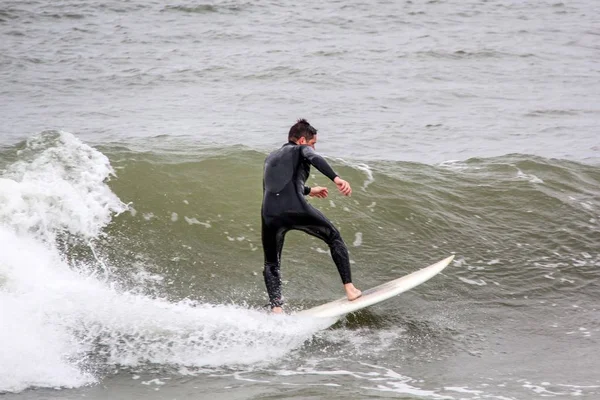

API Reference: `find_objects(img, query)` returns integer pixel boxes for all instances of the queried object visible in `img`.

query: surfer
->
[261,119,362,314]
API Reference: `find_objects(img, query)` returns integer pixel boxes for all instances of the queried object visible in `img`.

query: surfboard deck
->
[297,255,454,318]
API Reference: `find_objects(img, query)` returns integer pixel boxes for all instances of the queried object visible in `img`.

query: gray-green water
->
[1,0,600,398]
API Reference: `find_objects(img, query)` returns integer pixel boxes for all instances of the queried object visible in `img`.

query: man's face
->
[301,135,317,149]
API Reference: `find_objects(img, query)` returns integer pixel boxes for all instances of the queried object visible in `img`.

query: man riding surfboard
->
[261,119,362,313]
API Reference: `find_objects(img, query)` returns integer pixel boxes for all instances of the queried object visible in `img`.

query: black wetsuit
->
[261,141,352,308]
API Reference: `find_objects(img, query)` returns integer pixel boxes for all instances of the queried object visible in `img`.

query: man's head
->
[288,118,318,148]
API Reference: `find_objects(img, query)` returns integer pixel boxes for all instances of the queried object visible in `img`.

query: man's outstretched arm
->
[300,145,338,181]
[301,146,352,196]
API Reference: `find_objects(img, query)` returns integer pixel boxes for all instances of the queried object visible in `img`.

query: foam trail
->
[0,227,333,392]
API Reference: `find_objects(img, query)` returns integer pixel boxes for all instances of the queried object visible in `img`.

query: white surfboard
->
[297,255,454,318]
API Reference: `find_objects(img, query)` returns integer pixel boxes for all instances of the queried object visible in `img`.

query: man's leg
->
[261,220,287,311]
[293,210,361,301]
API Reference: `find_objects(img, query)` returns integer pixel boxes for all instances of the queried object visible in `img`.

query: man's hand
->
[334,177,352,196]
[309,186,329,198]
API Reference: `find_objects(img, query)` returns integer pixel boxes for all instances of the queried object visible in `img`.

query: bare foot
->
[271,306,283,314]
[344,283,362,301]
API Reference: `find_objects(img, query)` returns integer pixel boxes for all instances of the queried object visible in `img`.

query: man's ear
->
[297,137,307,145]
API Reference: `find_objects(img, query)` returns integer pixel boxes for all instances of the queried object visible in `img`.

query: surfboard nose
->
[297,255,455,318]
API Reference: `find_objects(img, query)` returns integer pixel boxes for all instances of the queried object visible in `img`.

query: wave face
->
[1,132,599,398]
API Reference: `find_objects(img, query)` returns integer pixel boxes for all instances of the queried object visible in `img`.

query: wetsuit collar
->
[287,140,297,146]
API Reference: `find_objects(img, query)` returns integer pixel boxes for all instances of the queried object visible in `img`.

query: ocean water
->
[1,1,599,399]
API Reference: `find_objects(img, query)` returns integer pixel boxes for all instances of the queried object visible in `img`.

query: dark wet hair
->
[288,118,318,141]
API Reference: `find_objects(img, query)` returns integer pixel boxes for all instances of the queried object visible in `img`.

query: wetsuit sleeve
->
[300,146,338,181]
[303,186,311,196]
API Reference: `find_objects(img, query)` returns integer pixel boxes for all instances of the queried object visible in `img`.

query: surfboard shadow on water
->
[330,308,388,329]
[330,308,458,339]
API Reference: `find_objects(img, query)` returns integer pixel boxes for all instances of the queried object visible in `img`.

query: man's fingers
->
[335,179,352,196]
[310,187,328,198]
[341,183,350,196]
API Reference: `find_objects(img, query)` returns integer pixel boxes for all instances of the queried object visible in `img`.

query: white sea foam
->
[458,277,487,286]
[0,132,333,393]
[334,158,375,190]
[516,169,544,184]
[439,160,471,171]
[355,163,374,190]
[184,216,211,227]
[0,131,127,241]
[143,212,154,221]
[353,232,363,247]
